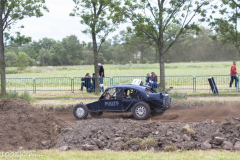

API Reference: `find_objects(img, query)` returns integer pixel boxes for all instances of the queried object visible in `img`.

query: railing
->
[6,78,34,91]
[195,75,239,92]
[34,77,72,93]
[3,75,239,93]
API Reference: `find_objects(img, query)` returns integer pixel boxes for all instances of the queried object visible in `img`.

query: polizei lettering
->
[105,101,119,107]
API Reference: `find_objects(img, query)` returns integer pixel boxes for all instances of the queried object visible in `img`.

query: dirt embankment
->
[56,117,240,151]
[0,99,67,151]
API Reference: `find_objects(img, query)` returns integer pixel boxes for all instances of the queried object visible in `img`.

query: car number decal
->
[105,101,120,106]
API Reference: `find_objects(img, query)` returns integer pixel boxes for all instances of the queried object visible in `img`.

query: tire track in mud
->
[54,105,240,123]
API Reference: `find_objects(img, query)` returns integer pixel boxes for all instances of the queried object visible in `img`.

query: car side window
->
[125,89,143,100]
[101,88,123,100]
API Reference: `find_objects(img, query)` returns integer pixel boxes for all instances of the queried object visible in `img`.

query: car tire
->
[132,102,150,120]
[73,104,88,120]
[89,111,103,118]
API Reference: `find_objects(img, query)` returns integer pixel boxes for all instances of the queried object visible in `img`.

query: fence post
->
[72,78,74,93]
[193,77,195,92]
[33,79,36,94]
[195,76,197,92]
[238,75,239,91]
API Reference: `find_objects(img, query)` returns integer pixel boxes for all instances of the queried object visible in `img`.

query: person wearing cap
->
[98,63,104,84]
[230,61,238,88]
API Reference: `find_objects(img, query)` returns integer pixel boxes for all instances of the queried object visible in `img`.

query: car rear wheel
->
[73,104,88,119]
[89,111,103,117]
[132,102,150,120]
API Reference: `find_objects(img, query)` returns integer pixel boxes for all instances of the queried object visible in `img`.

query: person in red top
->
[230,61,238,88]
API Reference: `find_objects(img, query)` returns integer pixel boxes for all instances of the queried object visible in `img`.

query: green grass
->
[3,150,240,160]
[5,61,235,78]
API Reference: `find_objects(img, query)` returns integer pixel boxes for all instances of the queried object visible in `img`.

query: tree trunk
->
[92,32,99,94]
[0,0,6,95]
[155,47,158,63]
[235,8,240,59]
[159,47,165,92]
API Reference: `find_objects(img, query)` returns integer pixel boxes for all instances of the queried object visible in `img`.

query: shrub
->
[140,138,157,150]
[1,90,32,102]
[165,145,177,152]
[132,59,137,64]
[19,91,32,102]
[140,58,147,64]
[15,52,29,70]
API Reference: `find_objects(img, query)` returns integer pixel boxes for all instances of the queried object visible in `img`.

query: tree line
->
[5,26,238,68]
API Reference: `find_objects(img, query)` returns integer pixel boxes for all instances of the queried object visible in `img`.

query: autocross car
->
[73,81,172,120]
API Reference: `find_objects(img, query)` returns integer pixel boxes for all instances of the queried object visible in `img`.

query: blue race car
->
[73,83,171,120]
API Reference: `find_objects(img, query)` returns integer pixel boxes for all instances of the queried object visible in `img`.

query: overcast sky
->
[15,0,93,42]
[13,0,240,44]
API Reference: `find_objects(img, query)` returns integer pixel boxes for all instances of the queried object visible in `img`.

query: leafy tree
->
[71,0,123,93]
[5,51,16,66]
[38,48,53,66]
[15,51,29,70]
[0,0,48,95]
[61,35,83,65]
[123,0,211,91]
[209,0,240,59]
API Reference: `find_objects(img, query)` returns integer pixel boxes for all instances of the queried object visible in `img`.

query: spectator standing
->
[80,73,91,91]
[230,61,238,88]
[91,73,96,90]
[151,72,158,88]
[98,63,104,84]
[145,73,152,86]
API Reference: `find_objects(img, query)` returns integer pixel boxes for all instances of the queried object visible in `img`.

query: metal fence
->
[34,77,72,93]
[195,75,239,92]
[112,75,194,90]
[6,78,34,91]
[3,75,240,93]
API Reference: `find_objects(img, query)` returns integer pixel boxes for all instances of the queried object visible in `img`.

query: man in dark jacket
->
[91,73,96,90]
[145,73,152,86]
[98,63,104,84]
[230,61,238,88]
[80,73,91,91]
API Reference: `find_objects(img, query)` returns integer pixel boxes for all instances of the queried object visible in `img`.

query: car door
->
[99,87,123,111]
[122,88,134,111]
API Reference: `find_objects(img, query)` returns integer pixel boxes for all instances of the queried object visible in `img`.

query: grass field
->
[4,61,239,94]
[6,61,235,78]
[3,150,240,160]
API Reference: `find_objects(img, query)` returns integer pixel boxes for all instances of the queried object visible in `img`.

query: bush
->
[19,91,32,102]
[109,60,114,64]
[1,90,32,102]
[140,58,147,64]
[132,59,137,64]
[15,52,29,70]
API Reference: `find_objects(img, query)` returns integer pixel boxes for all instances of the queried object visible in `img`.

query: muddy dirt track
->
[54,105,240,123]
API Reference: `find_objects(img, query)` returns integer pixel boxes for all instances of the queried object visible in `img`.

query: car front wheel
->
[132,102,150,120]
[73,104,88,119]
